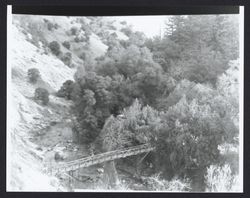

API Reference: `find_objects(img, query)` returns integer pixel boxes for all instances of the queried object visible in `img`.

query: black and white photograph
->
[6,6,243,192]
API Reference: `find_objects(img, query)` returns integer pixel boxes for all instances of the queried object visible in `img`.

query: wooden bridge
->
[46,143,155,175]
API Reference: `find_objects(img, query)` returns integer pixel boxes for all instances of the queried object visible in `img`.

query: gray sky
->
[110,16,168,38]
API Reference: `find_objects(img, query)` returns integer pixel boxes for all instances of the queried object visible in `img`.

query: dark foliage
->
[48,41,61,56]
[57,80,75,100]
[47,22,54,31]
[70,26,79,35]
[145,15,239,84]
[47,21,59,31]
[27,68,40,83]
[79,52,86,61]
[61,52,72,67]
[62,41,71,49]
[121,27,133,37]
[67,15,239,185]
[81,25,92,36]
[120,21,127,25]
[34,87,49,105]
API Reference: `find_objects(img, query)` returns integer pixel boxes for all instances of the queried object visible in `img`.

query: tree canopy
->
[56,15,240,183]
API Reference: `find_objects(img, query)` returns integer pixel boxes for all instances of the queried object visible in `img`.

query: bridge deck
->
[46,144,154,174]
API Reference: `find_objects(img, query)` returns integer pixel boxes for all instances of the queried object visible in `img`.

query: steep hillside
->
[8,24,75,191]
[8,14,132,191]
[12,15,130,65]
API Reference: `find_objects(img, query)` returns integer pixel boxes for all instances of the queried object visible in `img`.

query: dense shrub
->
[74,35,89,43]
[79,52,86,61]
[34,88,49,105]
[61,52,72,67]
[47,21,59,31]
[62,41,71,49]
[43,18,49,23]
[48,41,61,56]
[47,22,54,31]
[108,25,117,31]
[120,27,133,37]
[95,55,105,62]
[54,23,59,29]
[154,91,238,179]
[74,36,80,43]
[70,26,79,35]
[71,72,115,143]
[127,31,146,47]
[119,40,130,48]
[56,80,75,100]
[96,32,104,37]
[72,45,171,142]
[110,32,118,38]
[120,21,127,25]
[81,25,92,36]
[27,68,41,83]
[100,99,160,151]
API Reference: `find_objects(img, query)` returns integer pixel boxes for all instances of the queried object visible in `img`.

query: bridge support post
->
[68,170,74,191]
[103,161,119,189]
